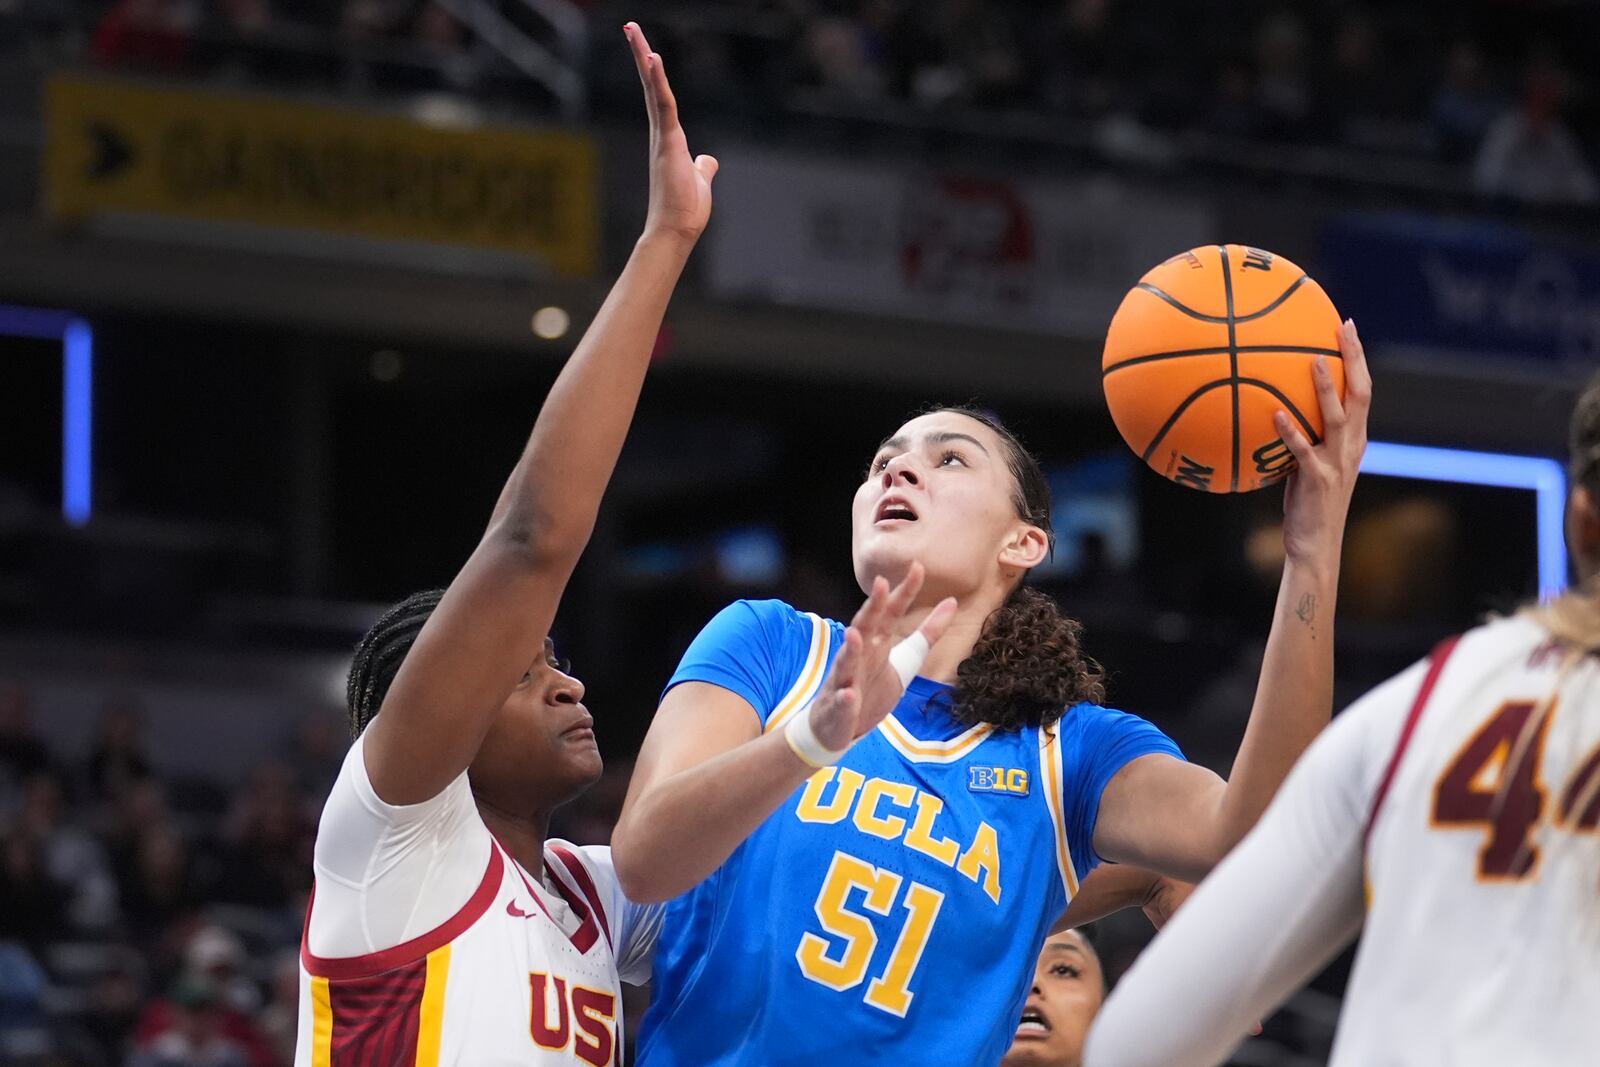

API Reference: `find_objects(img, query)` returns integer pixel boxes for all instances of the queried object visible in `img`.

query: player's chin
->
[997,1044,1055,1067]
[855,532,926,577]
[557,735,604,785]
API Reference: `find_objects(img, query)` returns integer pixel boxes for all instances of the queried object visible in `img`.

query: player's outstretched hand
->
[1275,318,1371,564]
[625,22,716,244]
[808,563,959,753]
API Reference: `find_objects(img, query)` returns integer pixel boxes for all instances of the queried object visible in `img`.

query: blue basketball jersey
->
[635,599,1183,1067]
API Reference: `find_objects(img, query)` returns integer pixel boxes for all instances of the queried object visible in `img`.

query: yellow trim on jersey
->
[764,613,830,734]
[877,715,995,764]
[309,976,332,1067]
[415,944,451,1067]
[1039,727,1080,898]
[760,612,995,764]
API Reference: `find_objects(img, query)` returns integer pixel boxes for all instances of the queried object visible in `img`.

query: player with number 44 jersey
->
[1088,376,1600,1067]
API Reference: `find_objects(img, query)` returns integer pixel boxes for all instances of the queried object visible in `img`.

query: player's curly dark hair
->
[930,406,1106,730]
[345,589,445,738]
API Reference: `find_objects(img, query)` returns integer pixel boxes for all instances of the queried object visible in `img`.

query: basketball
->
[1102,244,1344,494]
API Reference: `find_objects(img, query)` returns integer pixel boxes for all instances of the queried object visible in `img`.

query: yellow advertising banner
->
[44,73,598,275]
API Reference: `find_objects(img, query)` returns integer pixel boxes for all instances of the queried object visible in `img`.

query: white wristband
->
[784,703,850,769]
[888,631,931,689]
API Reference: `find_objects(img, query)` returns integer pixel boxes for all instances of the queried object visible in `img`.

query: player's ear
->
[999,523,1049,572]
[1570,484,1600,579]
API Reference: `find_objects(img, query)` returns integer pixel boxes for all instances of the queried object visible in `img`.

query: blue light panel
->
[1361,441,1568,600]
[0,303,94,527]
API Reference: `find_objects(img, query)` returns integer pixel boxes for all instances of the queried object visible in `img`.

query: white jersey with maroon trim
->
[293,737,662,1067]
[1349,614,1600,1063]
[1086,614,1600,1067]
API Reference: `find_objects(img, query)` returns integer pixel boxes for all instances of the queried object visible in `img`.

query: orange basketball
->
[1102,244,1344,493]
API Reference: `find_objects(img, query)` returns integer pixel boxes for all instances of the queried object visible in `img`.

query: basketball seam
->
[1131,272,1308,325]
[1221,245,1240,493]
[1134,283,1229,323]
[1103,345,1342,376]
[1139,378,1233,464]
[1238,377,1322,446]
[1235,274,1308,322]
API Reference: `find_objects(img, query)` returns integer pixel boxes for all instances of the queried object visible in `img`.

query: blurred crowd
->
[726,0,1600,204]
[8,1,1594,204]
[0,678,630,1067]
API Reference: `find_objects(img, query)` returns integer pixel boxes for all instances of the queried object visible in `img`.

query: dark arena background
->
[0,2,1590,1065]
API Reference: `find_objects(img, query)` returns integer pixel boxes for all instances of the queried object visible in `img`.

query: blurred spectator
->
[81,951,150,1063]
[286,713,343,801]
[88,694,154,806]
[212,763,312,910]
[414,1,464,50]
[1252,10,1313,141]
[15,770,121,933]
[90,0,197,72]
[132,928,272,1067]
[0,940,50,1062]
[121,825,206,945]
[127,977,250,1067]
[101,777,171,885]
[0,679,49,812]
[1474,63,1599,204]
[411,1,479,91]
[252,951,299,1067]
[340,0,401,42]
[908,0,1026,108]
[0,832,71,950]
[1430,40,1503,162]
[800,6,890,99]
[215,0,271,35]
[273,0,336,30]
[1203,57,1262,139]
[1318,9,1410,151]
[1032,0,1120,120]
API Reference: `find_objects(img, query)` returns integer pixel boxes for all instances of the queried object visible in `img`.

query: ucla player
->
[611,322,1371,1062]
[1086,377,1600,1066]
[294,24,713,1065]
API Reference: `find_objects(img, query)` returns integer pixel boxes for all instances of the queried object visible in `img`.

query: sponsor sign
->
[704,148,1214,337]
[45,72,597,274]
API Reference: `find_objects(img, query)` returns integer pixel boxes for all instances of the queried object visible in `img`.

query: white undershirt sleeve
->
[572,845,665,986]
[1084,661,1427,1067]
[306,732,493,959]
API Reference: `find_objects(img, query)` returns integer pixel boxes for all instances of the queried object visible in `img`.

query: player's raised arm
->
[361,23,717,805]
[1092,321,1372,881]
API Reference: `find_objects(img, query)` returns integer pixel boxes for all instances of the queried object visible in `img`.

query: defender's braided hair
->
[929,406,1106,730]
[346,589,446,738]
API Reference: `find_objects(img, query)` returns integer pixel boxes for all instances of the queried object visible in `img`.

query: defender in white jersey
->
[297,737,659,1066]
[1087,376,1600,1067]
[293,22,718,1065]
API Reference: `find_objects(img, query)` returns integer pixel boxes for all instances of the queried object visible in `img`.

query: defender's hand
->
[808,563,958,752]
[625,22,716,244]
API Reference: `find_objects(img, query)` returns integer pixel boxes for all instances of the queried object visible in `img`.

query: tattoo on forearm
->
[1295,592,1317,638]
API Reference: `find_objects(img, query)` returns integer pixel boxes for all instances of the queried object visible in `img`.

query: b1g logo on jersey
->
[529,973,615,1066]
[968,766,1029,796]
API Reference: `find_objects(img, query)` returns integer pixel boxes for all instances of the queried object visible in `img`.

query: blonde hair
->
[1526,582,1600,653]
[1524,372,1600,652]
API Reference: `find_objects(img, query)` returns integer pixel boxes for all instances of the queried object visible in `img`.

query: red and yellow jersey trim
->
[300,843,503,981]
